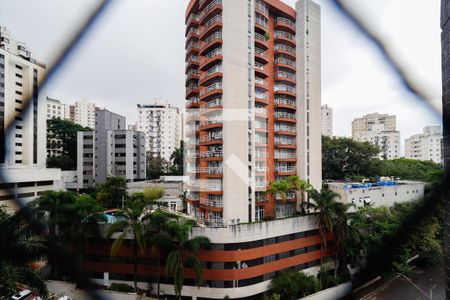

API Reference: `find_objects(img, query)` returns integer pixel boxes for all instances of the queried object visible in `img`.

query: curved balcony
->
[199,149,223,160]
[255,77,268,91]
[199,117,223,131]
[255,0,269,18]
[186,84,199,99]
[199,64,223,85]
[185,14,199,36]
[255,15,268,32]
[275,70,296,85]
[185,41,200,59]
[199,14,222,40]
[200,81,223,100]
[185,96,199,109]
[274,56,296,72]
[199,98,222,115]
[274,84,296,97]
[255,91,268,105]
[255,33,269,49]
[200,197,223,209]
[274,44,296,59]
[200,31,223,55]
[199,0,223,23]
[185,56,199,72]
[255,180,268,191]
[274,96,296,110]
[275,17,296,34]
[255,48,269,65]
[275,138,296,149]
[275,191,296,202]
[274,111,296,123]
[255,62,269,78]
[185,69,199,83]
[275,128,296,136]
[186,192,200,202]
[185,124,199,136]
[186,28,199,46]
[274,31,296,47]
[200,47,223,70]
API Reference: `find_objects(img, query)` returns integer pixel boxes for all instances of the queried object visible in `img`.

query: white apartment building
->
[405,125,443,164]
[352,112,396,139]
[321,104,332,136]
[77,109,146,189]
[0,26,63,209]
[45,96,70,120]
[352,113,400,160]
[72,99,96,129]
[136,99,182,162]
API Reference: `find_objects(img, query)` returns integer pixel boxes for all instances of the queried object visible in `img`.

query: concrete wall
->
[300,282,352,300]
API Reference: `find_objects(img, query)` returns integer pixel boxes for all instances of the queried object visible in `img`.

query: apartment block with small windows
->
[72,99,97,129]
[77,109,146,189]
[45,96,70,120]
[0,25,63,209]
[135,99,182,162]
[352,113,400,160]
[405,125,443,163]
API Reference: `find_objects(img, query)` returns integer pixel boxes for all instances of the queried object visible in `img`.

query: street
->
[349,264,445,300]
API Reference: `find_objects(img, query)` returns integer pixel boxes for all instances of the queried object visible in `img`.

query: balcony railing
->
[255,136,268,144]
[255,91,268,100]
[186,42,199,53]
[274,111,296,119]
[275,165,296,172]
[276,71,296,80]
[200,98,222,110]
[255,47,266,57]
[186,56,199,67]
[275,151,296,159]
[254,107,267,115]
[255,16,268,29]
[200,132,223,142]
[275,44,295,55]
[255,0,269,15]
[200,166,223,174]
[200,150,223,158]
[275,17,295,29]
[201,14,222,34]
[199,0,222,20]
[274,97,296,107]
[200,198,223,207]
[202,47,222,62]
[186,84,199,94]
[255,62,265,70]
[255,193,268,202]
[200,81,222,96]
[275,191,296,199]
[255,181,267,188]
[255,151,267,158]
[275,57,296,68]
[274,84,296,94]
[275,138,296,145]
[202,31,222,46]
[186,192,200,200]
[200,64,222,80]
[275,31,295,41]
[275,124,296,132]
[255,77,265,85]
[255,33,267,44]
[186,14,199,25]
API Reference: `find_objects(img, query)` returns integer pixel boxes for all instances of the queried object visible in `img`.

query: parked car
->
[9,290,32,300]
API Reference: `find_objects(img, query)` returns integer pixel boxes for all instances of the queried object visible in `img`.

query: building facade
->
[45,96,70,120]
[321,104,332,137]
[405,125,443,164]
[0,25,64,209]
[77,109,146,189]
[328,180,425,210]
[72,99,96,129]
[352,113,400,160]
[440,1,450,297]
[135,99,182,162]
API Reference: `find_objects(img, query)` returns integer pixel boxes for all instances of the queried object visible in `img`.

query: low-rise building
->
[328,179,425,209]
[46,97,70,120]
[77,109,146,189]
[405,126,443,164]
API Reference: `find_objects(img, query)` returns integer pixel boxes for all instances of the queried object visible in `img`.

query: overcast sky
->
[0,0,442,151]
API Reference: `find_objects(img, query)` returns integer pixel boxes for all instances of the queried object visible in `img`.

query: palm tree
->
[165,220,210,299]
[268,180,291,202]
[107,199,148,292]
[0,207,48,297]
[146,209,173,299]
[300,188,340,287]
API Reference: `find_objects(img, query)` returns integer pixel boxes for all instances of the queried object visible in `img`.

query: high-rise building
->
[72,99,96,129]
[351,112,396,139]
[440,3,450,296]
[352,113,400,160]
[0,26,63,209]
[45,96,70,120]
[135,99,182,161]
[405,126,443,163]
[77,109,146,189]
[321,104,332,136]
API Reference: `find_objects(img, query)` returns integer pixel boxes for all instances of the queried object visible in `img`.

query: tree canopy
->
[46,118,91,170]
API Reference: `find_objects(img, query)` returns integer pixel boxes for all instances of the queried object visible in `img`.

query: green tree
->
[0,207,48,298]
[322,135,380,180]
[372,158,443,182]
[46,118,91,170]
[270,270,319,299]
[165,220,210,299]
[169,141,184,176]
[144,187,165,203]
[107,199,148,292]
[146,154,169,179]
[97,176,127,208]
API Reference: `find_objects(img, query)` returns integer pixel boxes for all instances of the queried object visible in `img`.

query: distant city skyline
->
[0,0,442,143]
